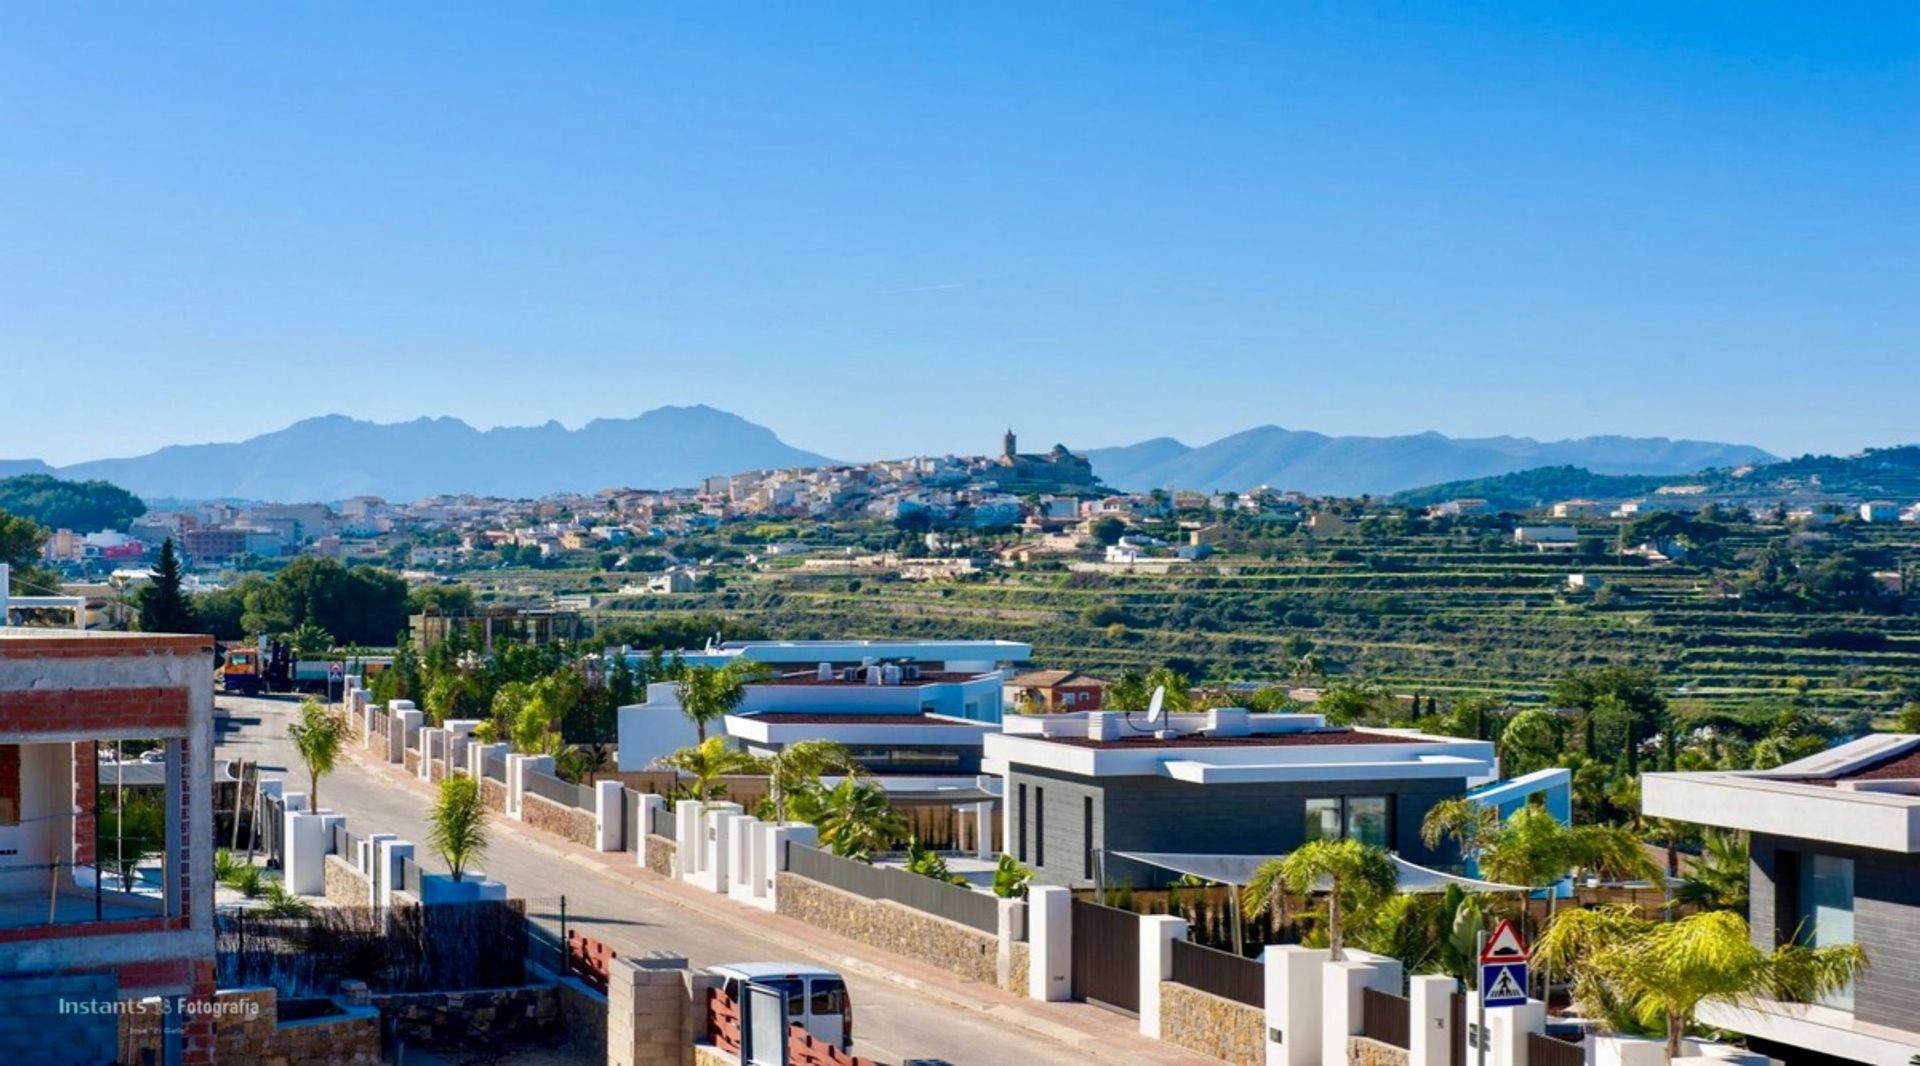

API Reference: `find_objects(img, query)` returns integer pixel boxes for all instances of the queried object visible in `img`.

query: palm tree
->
[1243,839,1397,960]
[288,698,348,809]
[674,662,765,742]
[815,778,906,861]
[1670,831,1749,917]
[763,740,859,824]
[657,737,763,800]
[1536,906,1864,1063]
[428,774,489,882]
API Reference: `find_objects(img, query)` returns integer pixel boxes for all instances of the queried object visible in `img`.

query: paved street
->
[216,695,1191,1066]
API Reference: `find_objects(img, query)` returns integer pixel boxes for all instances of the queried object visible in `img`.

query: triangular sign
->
[1485,965,1525,1001]
[1481,918,1528,962]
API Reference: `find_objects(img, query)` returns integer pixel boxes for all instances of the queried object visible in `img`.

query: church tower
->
[1002,429,1017,460]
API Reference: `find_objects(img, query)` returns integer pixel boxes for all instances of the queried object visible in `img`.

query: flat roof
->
[740,713,980,726]
[761,670,991,687]
[1043,728,1433,750]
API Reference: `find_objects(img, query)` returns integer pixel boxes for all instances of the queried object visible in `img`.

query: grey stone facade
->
[1007,766,1466,887]
[1748,832,1920,1033]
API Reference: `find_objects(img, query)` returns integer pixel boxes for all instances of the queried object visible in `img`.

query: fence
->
[367,710,390,743]
[525,896,569,976]
[565,929,616,993]
[332,823,363,864]
[484,752,507,782]
[1169,938,1264,1009]
[625,789,643,856]
[215,900,529,995]
[1527,1032,1587,1066]
[649,803,677,841]
[259,792,285,868]
[525,768,590,809]
[786,844,1000,934]
[1070,899,1141,1013]
[399,857,427,897]
[1360,986,1412,1050]
[428,730,448,766]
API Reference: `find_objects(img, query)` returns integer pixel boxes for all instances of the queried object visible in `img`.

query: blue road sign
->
[1480,961,1529,1008]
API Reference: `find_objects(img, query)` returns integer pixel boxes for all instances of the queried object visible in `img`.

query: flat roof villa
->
[625,638,1033,676]
[1643,735,1920,1065]
[982,707,1497,889]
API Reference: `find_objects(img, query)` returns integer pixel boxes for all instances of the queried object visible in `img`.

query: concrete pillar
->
[1467,991,1546,1066]
[974,774,996,861]
[358,832,395,906]
[1138,914,1188,1039]
[675,800,705,882]
[996,897,1028,990]
[1322,959,1385,1066]
[417,727,443,780]
[726,813,759,904]
[595,780,626,852]
[1027,885,1071,1002]
[284,810,341,897]
[761,822,816,908]
[376,840,414,909]
[470,741,509,780]
[387,703,419,763]
[698,803,743,893]
[443,718,481,773]
[1264,944,1330,1066]
[1408,974,1457,1066]
[606,953,699,1066]
[636,793,667,864]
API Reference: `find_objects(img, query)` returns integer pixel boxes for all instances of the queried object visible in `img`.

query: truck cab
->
[705,962,852,1052]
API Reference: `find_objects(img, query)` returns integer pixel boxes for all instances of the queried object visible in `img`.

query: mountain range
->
[2,407,1780,503]
[1,406,834,502]
[1080,428,1776,496]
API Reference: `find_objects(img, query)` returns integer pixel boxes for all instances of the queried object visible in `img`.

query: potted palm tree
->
[427,775,490,892]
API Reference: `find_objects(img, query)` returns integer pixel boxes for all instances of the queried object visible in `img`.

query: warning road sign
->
[1480,961,1529,1008]
[1480,918,1528,963]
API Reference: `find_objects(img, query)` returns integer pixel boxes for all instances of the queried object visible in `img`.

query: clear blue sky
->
[1,4,1913,465]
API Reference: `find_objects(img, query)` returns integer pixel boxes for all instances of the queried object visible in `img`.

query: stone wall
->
[370,983,561,1050]
[1160,982,1265,1066]
[1004,941,1030,995]
[121,987,380,1066]
[481,776,508,813]
[775,873,999,986]
[523,792,596,848]
[428,757,446,783]
[403,749,420,776]
[644,835,676,878]
[555,976,608,1062]
[1349,1035,1411,1066]
[324,854,372,908]
[693,1045,735,1066]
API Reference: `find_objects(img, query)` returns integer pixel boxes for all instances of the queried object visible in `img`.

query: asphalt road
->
[215,695,1094,1066]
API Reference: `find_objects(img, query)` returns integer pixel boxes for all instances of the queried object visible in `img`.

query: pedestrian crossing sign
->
[1480,961,1528,1007]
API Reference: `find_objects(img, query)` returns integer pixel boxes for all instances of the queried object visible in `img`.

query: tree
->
[0,474,145,532]
[763,739,859,824]
[1243,839,1397,961]
[1535,906,1863,1062]
[287,698,347,809]
[657,737,762,800]
[1498,709,1562,776]
[0,509,60,603]
[674,662,764,742]
[815,778,906,861]
[1090,516,1127,546]
[1671,830,1750,917]
[135,539,198,633]
[428,775,489,882]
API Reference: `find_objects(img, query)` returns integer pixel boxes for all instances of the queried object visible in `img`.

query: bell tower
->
[1002,428,1017,460]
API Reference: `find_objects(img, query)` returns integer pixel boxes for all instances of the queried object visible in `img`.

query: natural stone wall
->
[481,776,508,813]
[524,792,596,847]
[370,983,561,1050]
[428,757,446,783]
[403,749,421,776]
[1161,982,1265,1066]
[644,835,676,878]
[693,1045,735,1066]
[121,988,379,1066]
[1004,941,1030,995]
[776,872,999,986]
[325,853,372,908]
[555,976,608,1062]
[1350,1035,1411,1066]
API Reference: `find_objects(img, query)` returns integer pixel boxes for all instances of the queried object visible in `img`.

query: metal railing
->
[1526,1032,1587,1066]
[1169,938,1264,1008]
[0,859,169,929]
[786,844,999,933]
[1360,986,1411,1049]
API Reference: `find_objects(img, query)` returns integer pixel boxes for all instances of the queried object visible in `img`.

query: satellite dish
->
[1146,685,1166,725]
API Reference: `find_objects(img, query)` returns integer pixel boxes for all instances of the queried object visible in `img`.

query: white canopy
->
[1108,850,1531,894]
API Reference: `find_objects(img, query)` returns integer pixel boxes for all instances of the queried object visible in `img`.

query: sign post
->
[1477,916,1531,1062]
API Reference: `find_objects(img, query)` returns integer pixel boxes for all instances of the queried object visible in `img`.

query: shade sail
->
[1107,850,1531,894]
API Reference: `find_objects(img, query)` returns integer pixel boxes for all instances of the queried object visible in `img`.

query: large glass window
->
[1304,796,1391,847]
[1798,854,1856,1010]
[1304,798,1343,842]
[1346,797,1390,848]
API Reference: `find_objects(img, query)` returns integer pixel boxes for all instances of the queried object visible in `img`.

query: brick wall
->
[72,740,96,866]
[0,744,19,824]
[0,687,190,736]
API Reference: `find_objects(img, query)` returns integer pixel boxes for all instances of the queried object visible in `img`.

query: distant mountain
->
[1081,427,1776,496]
[6,406,834,502]
[1392,444,1920,510]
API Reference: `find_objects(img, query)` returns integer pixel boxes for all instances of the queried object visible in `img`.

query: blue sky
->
[1,4,1913,465]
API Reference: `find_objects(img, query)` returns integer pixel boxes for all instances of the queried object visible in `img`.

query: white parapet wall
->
[376,839,414,909]
[1264,944,1329,1066]
[1466,990,1546,1066]
[1408,974,1458,1066]
[675,800,705,883]
[759,822,816,910]
[595,780,625,852]
[725,813,760,905]
[1137,915,1188,1040]
[285,808,343,897]
[1027,885,1071,1002]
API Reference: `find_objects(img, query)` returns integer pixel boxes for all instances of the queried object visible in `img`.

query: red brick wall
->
[0,744,19,825]
[0,634,212,660]
[0,687,191,735]
[73,740,96,865]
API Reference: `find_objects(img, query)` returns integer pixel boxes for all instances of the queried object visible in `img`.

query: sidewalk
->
[343,745,1215,1065]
